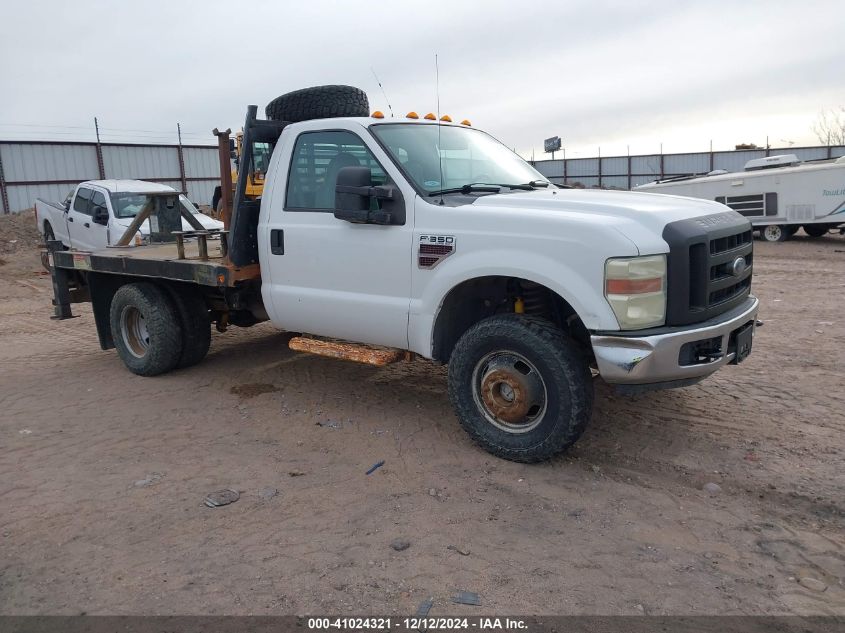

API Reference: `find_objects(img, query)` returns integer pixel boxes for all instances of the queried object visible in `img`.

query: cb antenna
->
[370,67,394,118]
[436,53,444,205]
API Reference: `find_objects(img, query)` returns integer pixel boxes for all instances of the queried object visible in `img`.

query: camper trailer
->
[635,154,845,242]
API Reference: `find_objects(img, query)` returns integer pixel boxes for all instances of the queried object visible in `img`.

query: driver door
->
[66,186,94,250]
[87,190,111,249]
[260,127,414,349]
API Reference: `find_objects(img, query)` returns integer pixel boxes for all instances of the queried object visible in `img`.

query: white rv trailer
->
[635,154,845,242]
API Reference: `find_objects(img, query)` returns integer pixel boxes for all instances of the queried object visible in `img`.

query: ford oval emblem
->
[731,257,747,276]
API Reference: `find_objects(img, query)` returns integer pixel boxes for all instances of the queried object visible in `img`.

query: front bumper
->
[591,295,759,386]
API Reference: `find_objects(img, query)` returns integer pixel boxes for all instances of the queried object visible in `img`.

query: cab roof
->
[82,179,179,194]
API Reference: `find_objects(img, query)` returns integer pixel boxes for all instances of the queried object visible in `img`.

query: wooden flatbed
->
[51,237,260,289]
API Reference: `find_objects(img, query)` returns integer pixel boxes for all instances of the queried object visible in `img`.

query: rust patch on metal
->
[226,263,261,283]
[289,337,404,366]
[480,369,529,423]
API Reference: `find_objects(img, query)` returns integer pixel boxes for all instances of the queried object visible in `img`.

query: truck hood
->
[113,213,224,235]
[475,188,728,231]
[469,188,735,253]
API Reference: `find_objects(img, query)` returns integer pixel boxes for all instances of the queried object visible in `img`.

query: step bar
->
[288,337,407,366]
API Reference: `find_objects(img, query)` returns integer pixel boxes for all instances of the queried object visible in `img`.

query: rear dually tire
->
[110,283,182,376]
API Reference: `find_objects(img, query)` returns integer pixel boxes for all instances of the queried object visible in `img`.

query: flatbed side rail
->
[51,250,234,288]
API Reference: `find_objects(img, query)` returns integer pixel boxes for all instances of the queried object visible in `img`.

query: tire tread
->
[265,85,369,122]
[447,314,593,463]
[164,285,211,369]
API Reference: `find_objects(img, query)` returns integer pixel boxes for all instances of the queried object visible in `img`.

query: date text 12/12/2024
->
[306,618,528,631]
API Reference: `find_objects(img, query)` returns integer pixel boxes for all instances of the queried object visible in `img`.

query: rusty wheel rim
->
[471,351,547,433]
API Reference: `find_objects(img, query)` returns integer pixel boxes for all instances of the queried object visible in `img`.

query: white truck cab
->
[249,112,759,461]
[258,116,758,371]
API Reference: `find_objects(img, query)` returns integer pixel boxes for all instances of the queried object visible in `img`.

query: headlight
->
[604,255,666,329]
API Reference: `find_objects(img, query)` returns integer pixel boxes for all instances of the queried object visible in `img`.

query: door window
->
[73,187,93,215]
[286,130,387,211]
[91,191,108,218]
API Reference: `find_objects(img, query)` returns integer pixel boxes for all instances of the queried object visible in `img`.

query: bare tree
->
[812,107,845,146]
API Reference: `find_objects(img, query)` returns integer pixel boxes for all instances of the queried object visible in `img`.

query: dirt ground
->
[0,221,843,616]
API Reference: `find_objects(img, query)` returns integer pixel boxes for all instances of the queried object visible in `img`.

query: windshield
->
[371,123,546,195]
[110,192,198,219]
[111,193,155,218]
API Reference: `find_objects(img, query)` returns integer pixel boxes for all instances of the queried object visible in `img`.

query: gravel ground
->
[0,231,843,615]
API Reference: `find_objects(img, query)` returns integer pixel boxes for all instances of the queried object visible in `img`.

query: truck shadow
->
[192,325,763,483]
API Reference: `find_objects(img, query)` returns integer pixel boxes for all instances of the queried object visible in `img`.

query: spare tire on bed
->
[265,85,370,122]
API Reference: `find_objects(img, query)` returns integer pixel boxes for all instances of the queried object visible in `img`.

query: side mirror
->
[334,166,393,224]
[92,206,109,225]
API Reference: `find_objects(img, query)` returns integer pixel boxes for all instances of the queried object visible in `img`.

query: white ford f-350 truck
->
[46,85,759,462]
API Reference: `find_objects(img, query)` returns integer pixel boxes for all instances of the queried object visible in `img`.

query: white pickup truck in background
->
[35,180,223,251]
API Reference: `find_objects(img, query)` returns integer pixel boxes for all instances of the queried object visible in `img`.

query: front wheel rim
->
[121,306,150,358]
[764,225,782,241]
[471,351,548,433]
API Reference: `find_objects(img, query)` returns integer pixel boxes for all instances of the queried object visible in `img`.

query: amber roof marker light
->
[406,111,419,119]
[371,111,385,119]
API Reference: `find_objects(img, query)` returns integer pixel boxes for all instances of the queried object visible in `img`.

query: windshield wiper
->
[427,182,535,196]
[428,184,500,196]
[526,180,550,188]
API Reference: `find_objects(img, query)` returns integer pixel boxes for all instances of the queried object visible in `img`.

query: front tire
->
[761,224,788,242]
[110,283,182,376]
[447,315,593,463]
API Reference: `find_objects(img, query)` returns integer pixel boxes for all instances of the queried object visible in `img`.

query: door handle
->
[84,222,90,228]
[68,217,74,222]
[270,229,284,255]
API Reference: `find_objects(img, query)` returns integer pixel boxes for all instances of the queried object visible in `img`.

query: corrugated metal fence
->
[532,145,845,190]
[4,140,844,212]
[0,140,220,214]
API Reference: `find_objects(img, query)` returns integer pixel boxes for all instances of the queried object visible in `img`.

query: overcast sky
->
[1,0,843,158]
